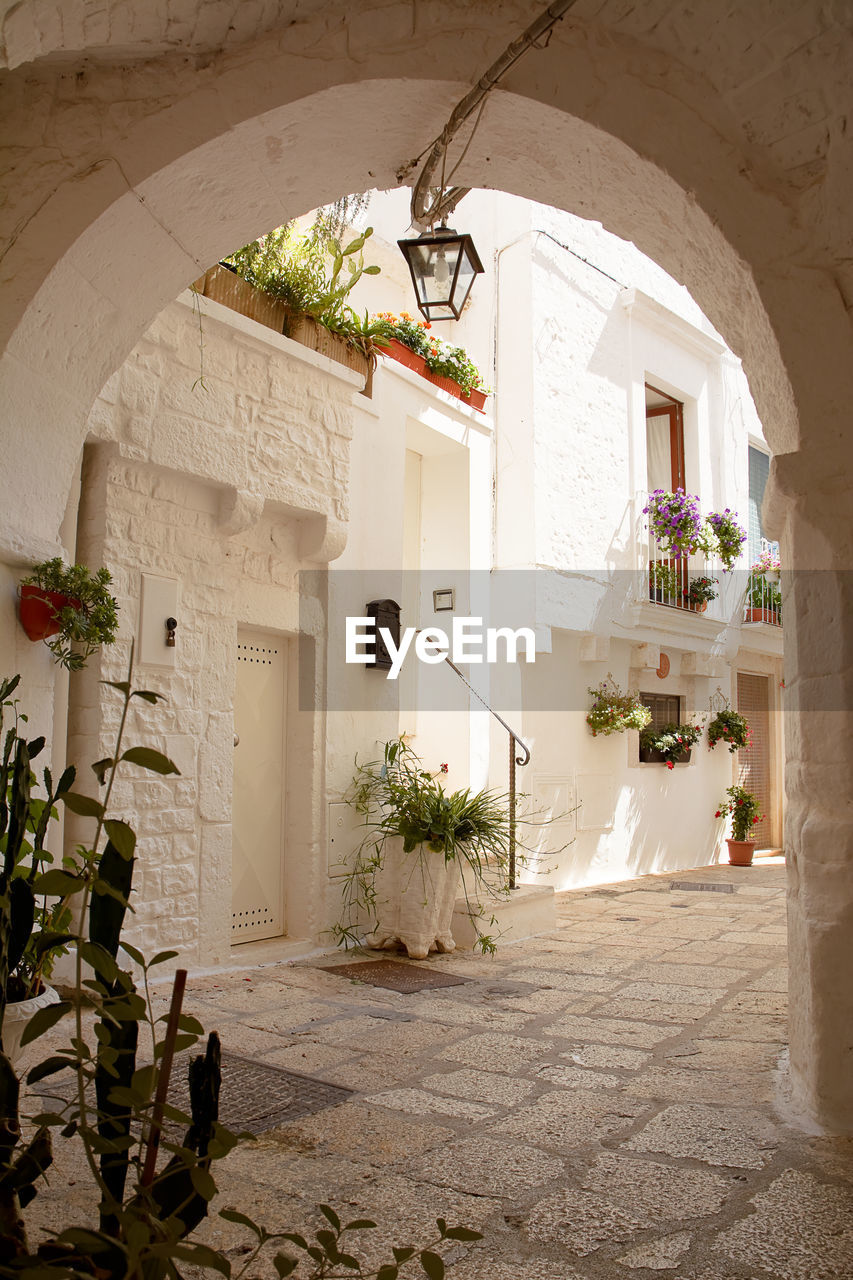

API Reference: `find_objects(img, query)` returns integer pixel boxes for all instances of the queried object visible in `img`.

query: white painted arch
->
[1,1,852,1131]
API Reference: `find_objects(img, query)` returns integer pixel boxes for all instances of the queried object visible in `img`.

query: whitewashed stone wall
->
[65,295,360,967]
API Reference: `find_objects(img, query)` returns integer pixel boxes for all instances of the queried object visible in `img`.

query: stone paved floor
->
[24,858,853,1277]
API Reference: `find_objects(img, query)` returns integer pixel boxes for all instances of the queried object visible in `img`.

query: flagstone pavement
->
[25,858,853,1277]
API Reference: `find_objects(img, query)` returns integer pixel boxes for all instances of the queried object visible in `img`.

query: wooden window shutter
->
[736,673,771,845]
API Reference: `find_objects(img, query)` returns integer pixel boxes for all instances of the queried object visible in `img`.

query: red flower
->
[752,815,759,823]
[667,761,674,770]
[440,762,449,773]
[714,810,721,817]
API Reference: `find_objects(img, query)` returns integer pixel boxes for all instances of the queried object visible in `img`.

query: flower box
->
[424,369,463,399]
[461,387,488,412]
[194,263,287,332]
[639,746,692,765]
[380,337,428,376]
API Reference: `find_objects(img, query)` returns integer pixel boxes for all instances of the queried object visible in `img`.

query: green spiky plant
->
[334,738,565,956]
[0,676,483,1278]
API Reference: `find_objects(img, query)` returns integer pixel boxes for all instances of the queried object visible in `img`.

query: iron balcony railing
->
[743,569,782,626]
[646,523,721,617]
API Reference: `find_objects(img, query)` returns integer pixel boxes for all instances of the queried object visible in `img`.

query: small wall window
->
[640,691,681,730]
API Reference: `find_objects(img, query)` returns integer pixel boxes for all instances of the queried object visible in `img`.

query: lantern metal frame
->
[397,225,485,322]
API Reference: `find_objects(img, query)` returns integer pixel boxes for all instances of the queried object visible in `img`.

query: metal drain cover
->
[319,958,469,993]
[169,1052,352,1134]
[670,881,735,894]
[36,1050,352,1137]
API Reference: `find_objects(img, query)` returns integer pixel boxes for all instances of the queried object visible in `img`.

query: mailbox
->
[366,599,401,671]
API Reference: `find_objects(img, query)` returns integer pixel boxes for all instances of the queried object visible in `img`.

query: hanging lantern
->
[397,225,484,322]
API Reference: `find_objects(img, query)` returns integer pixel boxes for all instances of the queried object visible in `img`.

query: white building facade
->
[3,190,782,969]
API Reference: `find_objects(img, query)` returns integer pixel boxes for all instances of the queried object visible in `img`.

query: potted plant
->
[0,676,482,1276]
[644,489,704,559]
[716,784,763,865]
[704,508,747,571]
[338,738,511,958]
[586,677,652,736]
[639,721,703,768]
[374,313,489,410]
[745,572,783,623]
[753,546,781,584]
[374,310,432,374]
[685,575,718,611]
[648,560,681,602]
[199,221,386,386]
[0,676,77,1063]
[18,558,119,670]
[707,706,751,752]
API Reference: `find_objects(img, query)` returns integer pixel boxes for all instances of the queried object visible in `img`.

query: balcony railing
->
[647,524,718,616]
[743,570,782,626]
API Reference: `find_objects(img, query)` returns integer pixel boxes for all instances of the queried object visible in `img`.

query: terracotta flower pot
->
[744,607,780,624]
[18,584,76,641]
[424,369,464,400]
[461,387,488,412]
[380,338,428,376]
[726,838,756,867]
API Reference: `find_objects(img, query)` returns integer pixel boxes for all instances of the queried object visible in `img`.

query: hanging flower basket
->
[18,585,78,642]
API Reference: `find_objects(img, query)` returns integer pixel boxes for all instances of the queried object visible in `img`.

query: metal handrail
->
[442,656,530,889]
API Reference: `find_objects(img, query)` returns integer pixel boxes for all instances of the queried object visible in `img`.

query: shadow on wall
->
[526,773,724,892]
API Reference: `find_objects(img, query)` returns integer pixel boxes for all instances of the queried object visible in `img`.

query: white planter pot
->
[365,837,462,960]
[2,983,60,1065]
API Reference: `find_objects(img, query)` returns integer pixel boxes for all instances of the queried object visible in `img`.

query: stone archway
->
[1,0,851,1131]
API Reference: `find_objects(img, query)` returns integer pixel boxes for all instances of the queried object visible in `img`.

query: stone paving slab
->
[18,858,853,1280]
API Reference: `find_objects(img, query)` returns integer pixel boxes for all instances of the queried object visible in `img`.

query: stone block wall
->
[63,296,360,966]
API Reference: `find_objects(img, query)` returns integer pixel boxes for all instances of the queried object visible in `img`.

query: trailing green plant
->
[0,676,484,1278]
[0,675,76,1005]
[707,707,751,753]
[715,784,763,840]
[19,558,119,671]
[586,678,652,737]
[648,561,681,597]
[685,575,718,605]
[639,721,703,769]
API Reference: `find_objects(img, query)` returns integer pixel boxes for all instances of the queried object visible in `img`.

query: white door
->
[232,630,286,942]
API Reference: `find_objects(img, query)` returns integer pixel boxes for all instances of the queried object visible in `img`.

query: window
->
[646,385,689,608]
[640,692,681,730]
[646,384,685,492]
[748,445,772,564]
